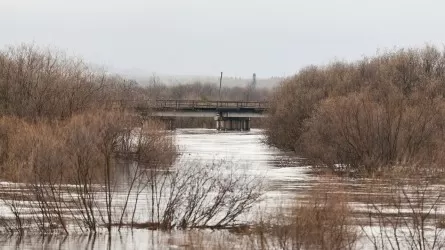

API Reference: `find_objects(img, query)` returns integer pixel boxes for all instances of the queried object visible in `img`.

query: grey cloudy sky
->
[1,0,444,78]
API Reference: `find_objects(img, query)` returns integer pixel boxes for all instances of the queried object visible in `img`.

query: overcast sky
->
[1,0,444,78]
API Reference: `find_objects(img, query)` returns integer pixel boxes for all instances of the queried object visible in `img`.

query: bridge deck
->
[116,99,268,129]
[154,100,268,111]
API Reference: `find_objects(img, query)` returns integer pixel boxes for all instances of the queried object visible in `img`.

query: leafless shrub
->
[0,44,147,120]
[0,110,177,234]
[302,90,445,173]
[360,175,445,250]
[266,45,445,174]
[117,119,176,230]
[142,159,264,230]
[249,182,358,250]
[0,184,29,235]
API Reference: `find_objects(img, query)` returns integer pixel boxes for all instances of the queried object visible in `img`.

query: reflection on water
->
[1,229,264,250]
[0,129,311,249]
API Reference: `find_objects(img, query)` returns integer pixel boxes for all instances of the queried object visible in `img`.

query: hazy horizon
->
[2,0,445,78]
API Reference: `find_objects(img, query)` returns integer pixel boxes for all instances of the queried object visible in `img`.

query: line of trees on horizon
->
[140,74,270,102]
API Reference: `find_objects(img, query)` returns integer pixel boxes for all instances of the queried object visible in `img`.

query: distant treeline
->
[141,74,270,102]
[266,45,445,174]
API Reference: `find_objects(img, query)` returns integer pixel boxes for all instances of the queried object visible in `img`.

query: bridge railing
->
[155,100,268,110]
[109,99,268,111]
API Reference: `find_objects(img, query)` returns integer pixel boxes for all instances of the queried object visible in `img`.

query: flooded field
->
[0,129,313,249]
[1,129,444,249]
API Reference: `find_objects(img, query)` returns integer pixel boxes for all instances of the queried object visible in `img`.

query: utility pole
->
[219,72,223,104]
[246,73,256,102]
[252,73,257,89]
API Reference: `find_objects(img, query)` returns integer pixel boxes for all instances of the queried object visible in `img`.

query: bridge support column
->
[215,116,250,131]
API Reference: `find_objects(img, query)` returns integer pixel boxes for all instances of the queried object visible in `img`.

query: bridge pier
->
[215,116,250,131]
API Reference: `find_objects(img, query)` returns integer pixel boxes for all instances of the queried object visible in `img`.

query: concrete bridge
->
[133,100,268,131]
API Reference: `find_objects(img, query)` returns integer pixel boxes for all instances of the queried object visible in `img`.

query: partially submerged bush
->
[0,112,265,235]
[245,182,358,250]
[135,159,264,231]
[360,174,445,250]
[0,110,178,234]
[266,45,445,173]
[0,110,176,183]
[302,91,445,173]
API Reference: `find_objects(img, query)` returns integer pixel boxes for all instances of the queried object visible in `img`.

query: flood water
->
[3,129,442,249]
[1,129,313,249]
[174,129,312,205]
